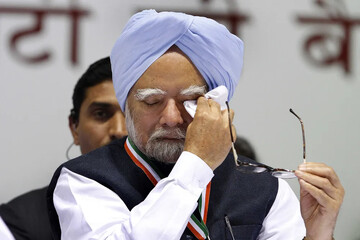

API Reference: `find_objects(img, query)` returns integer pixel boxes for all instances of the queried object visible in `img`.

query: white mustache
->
[148,128,186,141]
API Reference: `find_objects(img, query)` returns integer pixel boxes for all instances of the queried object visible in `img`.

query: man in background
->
[0,57,127,240]
[234,136,257,161]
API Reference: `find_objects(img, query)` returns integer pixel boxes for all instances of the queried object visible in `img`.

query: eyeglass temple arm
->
[289,108,306,163]
[226,101,239,166]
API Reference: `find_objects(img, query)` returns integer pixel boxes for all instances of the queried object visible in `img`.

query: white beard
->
[125,103,186,163]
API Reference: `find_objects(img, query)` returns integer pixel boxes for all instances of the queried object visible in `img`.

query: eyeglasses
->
[226,102,306,179]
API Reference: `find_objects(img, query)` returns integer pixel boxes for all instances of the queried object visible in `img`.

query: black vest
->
[47,137,278,240]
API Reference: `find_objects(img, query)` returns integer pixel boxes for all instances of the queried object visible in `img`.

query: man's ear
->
[68,116,80,145]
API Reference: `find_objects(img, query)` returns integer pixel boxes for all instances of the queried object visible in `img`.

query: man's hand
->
[184,97,235,170]
[295,163,345,240]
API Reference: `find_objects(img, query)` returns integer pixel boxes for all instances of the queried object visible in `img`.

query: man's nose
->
[109,112,127,140]
[159,99,184,127]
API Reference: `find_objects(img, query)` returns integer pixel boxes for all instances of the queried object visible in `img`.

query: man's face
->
[126,48,207,163]
[70,80,127,154]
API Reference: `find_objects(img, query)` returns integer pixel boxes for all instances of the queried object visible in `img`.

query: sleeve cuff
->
[168,151,214,190]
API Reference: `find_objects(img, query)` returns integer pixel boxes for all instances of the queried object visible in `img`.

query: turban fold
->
[111,9,244,111]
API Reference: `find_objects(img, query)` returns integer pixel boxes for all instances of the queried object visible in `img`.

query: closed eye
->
[141,95,165,106]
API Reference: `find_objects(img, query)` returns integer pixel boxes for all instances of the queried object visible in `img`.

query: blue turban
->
[111,9,244,111]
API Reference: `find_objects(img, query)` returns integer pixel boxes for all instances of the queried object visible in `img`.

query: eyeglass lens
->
[236,160,296,179]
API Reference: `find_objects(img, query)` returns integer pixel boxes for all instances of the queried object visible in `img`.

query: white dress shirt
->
[53,151,306,240]
[0,216,15,240]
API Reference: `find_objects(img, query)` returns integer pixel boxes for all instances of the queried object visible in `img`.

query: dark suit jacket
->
[48,137,278,240]
[0,186,53,240]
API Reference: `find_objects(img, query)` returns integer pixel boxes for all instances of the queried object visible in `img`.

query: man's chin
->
[145,140,184,163]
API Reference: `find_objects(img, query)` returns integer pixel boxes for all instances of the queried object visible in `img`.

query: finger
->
[298,178,333,208]
[208,98,221,114]
[220,107,234,123]
[222,107,236,142]
[227,109,236,140]
[196,96,210,110]
[298,162,343,189]
[295,170,339,200]
[230,109,235,124]
[221,104,232,126]
[194,97,212,120]
[232,124,237,141]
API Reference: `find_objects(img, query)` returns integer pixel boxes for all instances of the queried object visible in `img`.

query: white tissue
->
[183,85,229,118]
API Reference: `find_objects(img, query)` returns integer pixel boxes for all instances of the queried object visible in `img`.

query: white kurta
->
[53,151,306,240]
[0,216,15,240]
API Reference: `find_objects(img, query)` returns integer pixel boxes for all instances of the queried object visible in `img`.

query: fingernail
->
[298,163,307,171]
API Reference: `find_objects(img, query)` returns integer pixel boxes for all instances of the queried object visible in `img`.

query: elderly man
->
[0,57,127,240]
[47,10,344,240]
